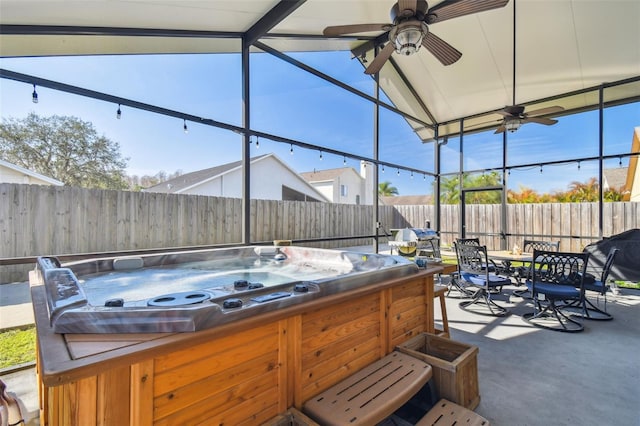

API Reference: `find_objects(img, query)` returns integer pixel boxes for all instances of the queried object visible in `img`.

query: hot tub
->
[35,245,417,333]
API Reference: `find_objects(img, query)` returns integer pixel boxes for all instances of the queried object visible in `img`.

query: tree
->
[126,170,183,191]
[567,177,599,202]
[507,186,541,203]
[0,113,129,189]
[440,175,461,204]
[440,172,502,204]
[443,174,626,204]
[378,181,399,196]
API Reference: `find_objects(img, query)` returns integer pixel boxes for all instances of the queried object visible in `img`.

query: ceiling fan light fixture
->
[392,24,424,55]
[505,118,522,132]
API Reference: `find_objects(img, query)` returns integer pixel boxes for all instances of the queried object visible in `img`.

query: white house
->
[300,161,375,205]
[625,127,640,202]
[145,153,328,202]
[606,127,640,202]
[0,159,64,186]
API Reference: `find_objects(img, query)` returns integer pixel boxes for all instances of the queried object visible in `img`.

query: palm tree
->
[568,177,599,202]
[378,181,399,196]
[440,175,460,204]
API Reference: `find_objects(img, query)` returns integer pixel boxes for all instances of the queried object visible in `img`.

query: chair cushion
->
[526,281,580,299]
[584,280,607,293]
[463,272,510,287]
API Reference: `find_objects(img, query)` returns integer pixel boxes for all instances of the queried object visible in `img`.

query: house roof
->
[300,167,357,183]
[603,167,629,192]
[1,1,638,140]
[0,158,64,186]
[145,153,330,201]
[146,154,270,193]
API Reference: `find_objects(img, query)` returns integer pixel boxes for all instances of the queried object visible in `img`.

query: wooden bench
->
[302,351,433,426]
[416,399,490,426]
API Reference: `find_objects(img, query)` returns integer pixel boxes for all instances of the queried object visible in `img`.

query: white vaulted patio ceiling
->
[1,0,639,140]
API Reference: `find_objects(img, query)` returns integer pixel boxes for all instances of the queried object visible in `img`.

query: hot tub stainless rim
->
[35,246,419,334]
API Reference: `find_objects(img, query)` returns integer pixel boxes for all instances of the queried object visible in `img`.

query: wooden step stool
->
[302,351,432,426]
[416,399,490,426]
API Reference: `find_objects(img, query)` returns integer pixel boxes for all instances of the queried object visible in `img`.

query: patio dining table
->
[486,251,534,290]
[486,250,533,263]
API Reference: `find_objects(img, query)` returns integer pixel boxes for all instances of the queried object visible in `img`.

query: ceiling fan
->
[323,0,510,75]
[495,0,564,133]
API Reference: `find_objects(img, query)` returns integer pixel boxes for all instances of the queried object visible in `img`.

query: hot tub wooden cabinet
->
[32,267,441,425]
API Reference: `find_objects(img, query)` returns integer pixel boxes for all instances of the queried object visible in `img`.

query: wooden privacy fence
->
[0,184,394,282]
[436,202,638,251]
[0,183,392,255]
[1,183,638,282]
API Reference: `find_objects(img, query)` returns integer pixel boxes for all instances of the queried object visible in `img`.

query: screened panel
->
[507,107,599,166]
[462,130,503,171]
[1,54,243,126]
[379,109,435,197]
[440,136,461,175]
[603,96,640,157]
[250,52,374,159]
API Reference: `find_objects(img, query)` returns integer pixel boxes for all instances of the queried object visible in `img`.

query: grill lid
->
[394,228,438,242]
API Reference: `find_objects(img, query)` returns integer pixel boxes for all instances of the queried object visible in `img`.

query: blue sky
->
[1,52,637,196]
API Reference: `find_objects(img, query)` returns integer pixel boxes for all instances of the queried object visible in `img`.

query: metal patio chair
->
[564,247,619,321]
[455,243,511,317]
[523,250,590,332]
[446,238,481,298]
[511,240,561,297]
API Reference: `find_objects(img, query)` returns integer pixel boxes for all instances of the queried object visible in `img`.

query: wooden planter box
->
[396,333,480,410]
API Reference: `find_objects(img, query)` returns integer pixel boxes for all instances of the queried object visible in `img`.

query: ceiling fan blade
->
[398,0,418,14]
[428,0,509,24]
[323,23,389,37]
[523,116,558,126]
[421,32,462,65]
[364,42,395,74]
[494,124,507,134]
[526,105,564,117]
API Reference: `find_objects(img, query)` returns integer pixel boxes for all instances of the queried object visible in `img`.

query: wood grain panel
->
[155,369,279,426]
[299,293,384,402]
[154,351,279,421]
[130,360,154,426]
[301,323,380,367]
[154,327,279,395]
[97,365,130,426]
[301,348,379,403]
[301,333,380,385]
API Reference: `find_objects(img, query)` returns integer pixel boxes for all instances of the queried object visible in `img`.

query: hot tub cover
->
[583,229,640,282]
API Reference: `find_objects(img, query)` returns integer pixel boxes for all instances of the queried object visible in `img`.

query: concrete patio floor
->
[1,249,639,425]
[437,283,640,425]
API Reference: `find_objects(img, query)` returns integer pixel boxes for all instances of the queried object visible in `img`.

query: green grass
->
[0,326,36,369]
[615,281,640,290]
